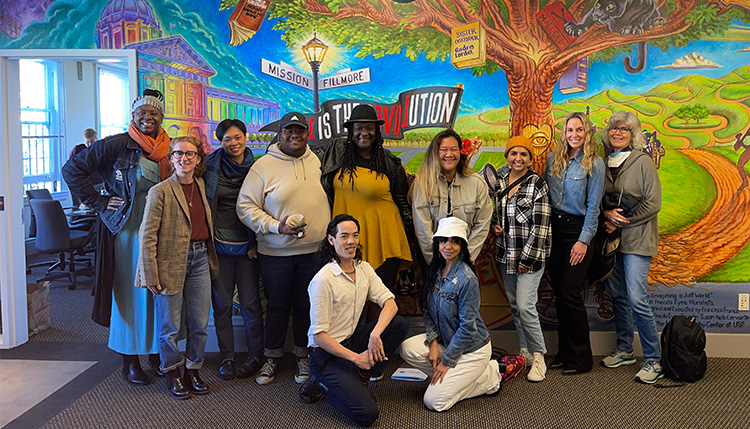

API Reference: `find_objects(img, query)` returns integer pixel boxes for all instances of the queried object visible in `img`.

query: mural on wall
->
[3,0,750,333]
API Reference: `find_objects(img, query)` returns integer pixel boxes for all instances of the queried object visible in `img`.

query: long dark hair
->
[318,214,364,264]
[337,124,388,189]
[215,119,247,141]
[420,236,474,311]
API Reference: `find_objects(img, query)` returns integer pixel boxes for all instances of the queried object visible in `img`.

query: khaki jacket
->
[136,174,219,295]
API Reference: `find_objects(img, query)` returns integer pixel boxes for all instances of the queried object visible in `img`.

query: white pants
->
[400,334,501,412]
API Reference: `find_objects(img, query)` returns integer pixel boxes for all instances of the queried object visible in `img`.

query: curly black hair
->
[337,123,389,190]
[420,236,474,311]
[318,214,364,264]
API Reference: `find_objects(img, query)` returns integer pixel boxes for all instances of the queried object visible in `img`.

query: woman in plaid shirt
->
[492,136,552,383]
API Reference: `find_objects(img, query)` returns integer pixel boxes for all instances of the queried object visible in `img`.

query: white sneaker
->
[635,360,664,384]
[527,352,547,382]
[520,347,534,368]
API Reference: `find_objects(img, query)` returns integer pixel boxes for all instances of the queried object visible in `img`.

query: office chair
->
[29,199,95,290]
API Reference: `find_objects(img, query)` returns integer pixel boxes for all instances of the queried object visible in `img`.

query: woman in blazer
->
[137,136,219,400]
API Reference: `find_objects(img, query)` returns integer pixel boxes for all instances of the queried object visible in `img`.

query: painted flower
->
[461,138,472,155]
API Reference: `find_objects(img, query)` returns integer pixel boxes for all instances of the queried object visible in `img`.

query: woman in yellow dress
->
[317,104,413,331]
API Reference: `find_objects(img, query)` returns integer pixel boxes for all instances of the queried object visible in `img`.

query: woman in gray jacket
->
[599,111,663,384]
[411,129,492,265]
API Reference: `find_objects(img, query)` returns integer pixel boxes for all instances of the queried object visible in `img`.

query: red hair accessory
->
[461,139,472,155]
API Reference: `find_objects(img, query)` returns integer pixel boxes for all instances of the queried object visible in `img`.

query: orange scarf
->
[128,122,171,180]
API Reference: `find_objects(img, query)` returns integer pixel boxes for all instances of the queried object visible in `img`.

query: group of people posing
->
[63,89,663,426]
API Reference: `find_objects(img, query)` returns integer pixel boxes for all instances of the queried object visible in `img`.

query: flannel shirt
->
[492,169,552,274]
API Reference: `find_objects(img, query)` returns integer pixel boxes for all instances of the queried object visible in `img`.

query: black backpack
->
[660,315,707,384]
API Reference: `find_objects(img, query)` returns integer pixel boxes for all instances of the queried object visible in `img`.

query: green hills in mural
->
[452,65,750,150]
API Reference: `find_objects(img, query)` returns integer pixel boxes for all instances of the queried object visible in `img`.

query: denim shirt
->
[424,260,490,367]
[62,133,143,234]
[544,151,605,244]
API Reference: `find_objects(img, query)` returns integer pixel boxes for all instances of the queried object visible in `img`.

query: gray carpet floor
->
[6,248,750,428]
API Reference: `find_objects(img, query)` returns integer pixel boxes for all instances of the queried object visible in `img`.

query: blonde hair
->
[601,110,646,150]
[549,112,598,178]
[410,129,474,202]
[83,128,97,139]
[169,136,207,177]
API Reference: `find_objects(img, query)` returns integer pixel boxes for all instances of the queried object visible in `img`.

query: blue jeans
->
[606,252,661,361]
[258,252,321,358]
[501,265,547,355]
[211,254,263,362]
[310,315,409,426]
[154,242,212,372]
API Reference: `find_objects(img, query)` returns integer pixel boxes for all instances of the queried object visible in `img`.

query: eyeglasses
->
[282,128,306,136]
[609,126,631,134]
[171,150,198,159]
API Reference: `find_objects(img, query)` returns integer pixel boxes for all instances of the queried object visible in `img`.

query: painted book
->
[535,1,576,50]
[228,0,271,46]
[559,57,588,94]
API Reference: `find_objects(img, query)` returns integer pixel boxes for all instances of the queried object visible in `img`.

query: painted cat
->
[564,0,665,37]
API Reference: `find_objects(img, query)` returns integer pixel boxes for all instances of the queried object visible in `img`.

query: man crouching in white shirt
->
[301,214,408,426]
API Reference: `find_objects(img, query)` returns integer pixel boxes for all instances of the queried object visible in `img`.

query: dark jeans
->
[258,252,321,358]
[548,213,593,372]
[211,254,263,362]
[309,315,409,426]
[374,257,401,291]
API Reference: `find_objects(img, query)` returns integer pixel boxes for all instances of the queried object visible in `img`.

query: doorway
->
[0,49,137,349]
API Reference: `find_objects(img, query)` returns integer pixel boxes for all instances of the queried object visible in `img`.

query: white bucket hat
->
[433,217,469,243]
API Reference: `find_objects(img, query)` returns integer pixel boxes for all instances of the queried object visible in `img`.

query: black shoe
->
[299,375,326,404]
[121,355,150,385]
[236,357,261,379]
[549,361,565,369]
[183,368,210,395]
[219,360,236,381]
[167,369,191,400]
[149,354,164,377]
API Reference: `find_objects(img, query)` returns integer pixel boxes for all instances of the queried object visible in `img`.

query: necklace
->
[186,182,195,207]
[343,268,355,274]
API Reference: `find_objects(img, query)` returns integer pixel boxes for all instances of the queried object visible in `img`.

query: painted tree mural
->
[222,0,750,170]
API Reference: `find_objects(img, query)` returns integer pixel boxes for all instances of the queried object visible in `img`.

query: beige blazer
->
[136,173,219,295]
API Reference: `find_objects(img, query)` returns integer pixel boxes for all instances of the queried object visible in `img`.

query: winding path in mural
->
[649,148,750,285]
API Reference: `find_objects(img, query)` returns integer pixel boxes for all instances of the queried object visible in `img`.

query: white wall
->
[62,60,98,156]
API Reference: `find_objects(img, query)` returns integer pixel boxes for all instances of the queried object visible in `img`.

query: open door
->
[0,48,136,349]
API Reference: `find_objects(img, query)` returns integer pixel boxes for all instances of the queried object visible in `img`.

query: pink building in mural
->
[96,0,162,49]
[95,0,279,150]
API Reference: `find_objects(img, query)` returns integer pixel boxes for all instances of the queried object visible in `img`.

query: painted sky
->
[5,0,749,116]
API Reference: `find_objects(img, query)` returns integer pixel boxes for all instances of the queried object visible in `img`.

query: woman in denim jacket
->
[544,112,605,374]
[401,217,502,412]
[63,89,171,385]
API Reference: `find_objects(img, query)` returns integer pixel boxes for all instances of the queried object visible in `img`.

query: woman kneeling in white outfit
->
[400,217,502,412]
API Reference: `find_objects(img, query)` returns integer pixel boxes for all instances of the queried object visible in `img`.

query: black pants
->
[309,315,409,426]
[548,213,593,372]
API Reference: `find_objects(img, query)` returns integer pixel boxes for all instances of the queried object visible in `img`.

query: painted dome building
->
[96,0,162,49]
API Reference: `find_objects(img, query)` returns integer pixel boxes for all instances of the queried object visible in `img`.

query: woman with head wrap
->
[63,89,171,385]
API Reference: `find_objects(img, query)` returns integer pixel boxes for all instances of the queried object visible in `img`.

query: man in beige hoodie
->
[237,112,331,386]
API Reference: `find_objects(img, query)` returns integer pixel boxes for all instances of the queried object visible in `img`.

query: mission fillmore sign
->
[261,59,371,91]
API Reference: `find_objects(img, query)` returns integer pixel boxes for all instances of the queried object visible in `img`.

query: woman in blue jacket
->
[400,217,502,412]
[203,119,263,381]
[544,112,605,374]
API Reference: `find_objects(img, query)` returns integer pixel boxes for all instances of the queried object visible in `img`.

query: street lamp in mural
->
[301,31,328,113]
[261,32,371,113]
